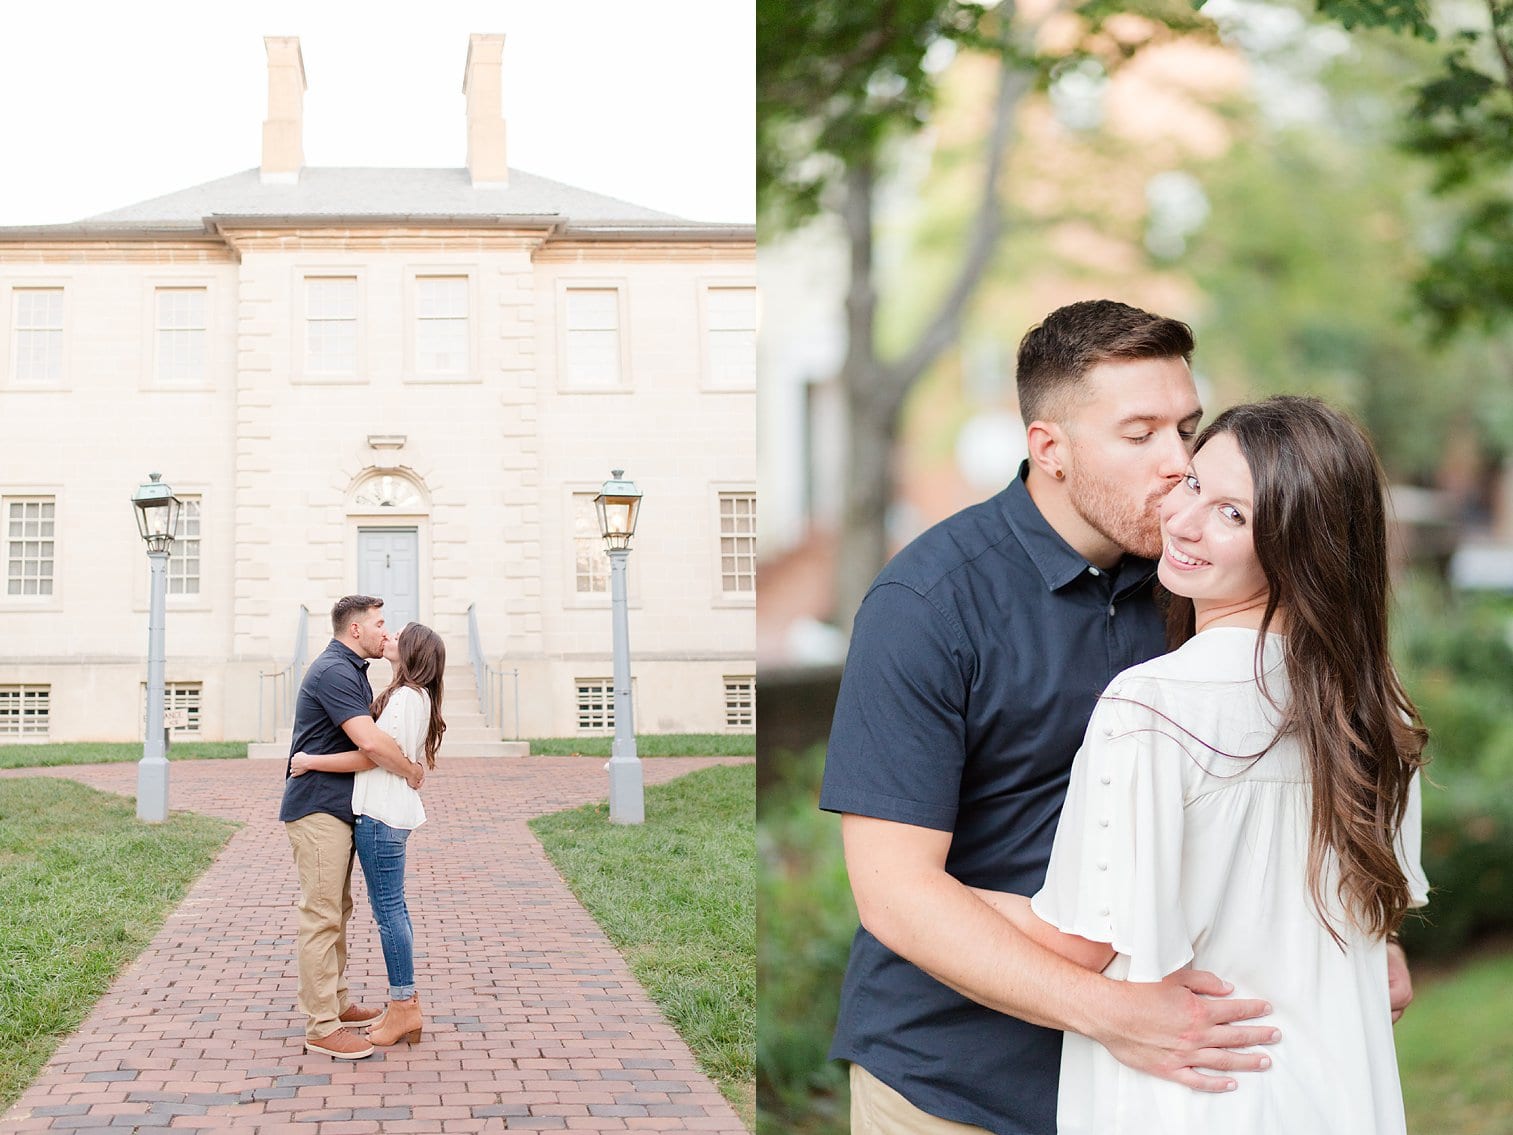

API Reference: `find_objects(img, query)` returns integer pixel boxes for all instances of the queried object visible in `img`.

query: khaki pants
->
[286,813,356,1040]
[850,1064,993,1135]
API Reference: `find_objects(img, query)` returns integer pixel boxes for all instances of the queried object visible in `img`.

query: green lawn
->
[526,733,755,757]
[0,778,238,1109]
[530,763,756,1129]
[0,735,755,768]
[0,741,248,769]
[1398,947,1513,1134]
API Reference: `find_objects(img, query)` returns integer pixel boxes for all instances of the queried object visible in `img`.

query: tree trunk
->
[835,159,891,632]
[830,33,1029,632]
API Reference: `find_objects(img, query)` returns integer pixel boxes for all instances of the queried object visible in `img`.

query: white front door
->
[357,528,419,631]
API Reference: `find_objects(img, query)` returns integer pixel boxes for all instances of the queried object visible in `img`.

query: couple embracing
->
[277,595,448,1059]
[823,301,1428,1134]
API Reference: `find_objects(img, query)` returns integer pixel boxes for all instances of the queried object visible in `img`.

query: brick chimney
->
[261,36,306,185]
[463,34,508,187]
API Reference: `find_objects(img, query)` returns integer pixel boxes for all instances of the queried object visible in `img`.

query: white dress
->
[350,685,429,830]
[1032,627,1428,1135]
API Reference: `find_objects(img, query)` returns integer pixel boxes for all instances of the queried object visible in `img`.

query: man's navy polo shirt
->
[277,639,376,826]
[819,465,1168,1135]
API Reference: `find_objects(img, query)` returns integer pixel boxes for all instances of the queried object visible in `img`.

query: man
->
[280,594,424,1059]
[820,300,1414,1134]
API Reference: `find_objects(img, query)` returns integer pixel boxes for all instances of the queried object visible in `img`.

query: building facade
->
[0,36,756,744]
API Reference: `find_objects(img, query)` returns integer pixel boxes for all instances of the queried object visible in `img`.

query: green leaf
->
[1311,0,1437,40]
[1412,50,1497,119]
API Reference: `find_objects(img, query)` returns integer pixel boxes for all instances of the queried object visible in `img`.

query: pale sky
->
[0,0,754,226]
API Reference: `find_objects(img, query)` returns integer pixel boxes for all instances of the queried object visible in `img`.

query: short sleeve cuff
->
[1030,890,1194,983]
[818,784,957,832]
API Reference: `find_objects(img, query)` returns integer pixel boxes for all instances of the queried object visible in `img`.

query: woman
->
[291,621,447,1047]
[980,396,1429,1133]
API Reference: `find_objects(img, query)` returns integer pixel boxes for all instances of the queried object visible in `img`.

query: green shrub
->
[1401,773,1513,958]
[1394,578,1513,774]
[1389,576,1513,956]
[757,748,855,1135]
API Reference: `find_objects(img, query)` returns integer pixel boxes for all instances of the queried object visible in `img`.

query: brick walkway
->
[0,757,752,1134]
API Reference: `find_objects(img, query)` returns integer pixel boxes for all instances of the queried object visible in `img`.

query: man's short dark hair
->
[331,594,383,636]
[1016,300,1195,425]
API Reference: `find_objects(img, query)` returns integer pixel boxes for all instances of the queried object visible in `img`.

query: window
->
[414,276,469,375]
[155,287,207,384]
[576,678,615,733]
[168,498,201,595]
[352,473,424,511]
[719,492,756,595]
[6,498,55,596]
[305,277,358,375]
[564,288,621,388]
[573,493,609,594]
[13,288,63,384]
[706,286,756,387]
[0,685,49,737]
[142,682,202,737]
[724,676,755,729]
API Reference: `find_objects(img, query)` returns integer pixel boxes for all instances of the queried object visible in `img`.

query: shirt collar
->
[330,639,371,671]
[1001,461,1158,594]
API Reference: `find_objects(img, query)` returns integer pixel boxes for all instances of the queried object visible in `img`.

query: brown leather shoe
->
[339,1002,386,1029]
[304,1027,375,1059]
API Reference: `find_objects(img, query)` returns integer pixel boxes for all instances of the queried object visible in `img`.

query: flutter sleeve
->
[1396,769,1430,909]
[1031,685,1195,982]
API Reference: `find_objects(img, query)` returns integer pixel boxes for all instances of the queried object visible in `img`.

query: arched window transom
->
[352,473,423,510]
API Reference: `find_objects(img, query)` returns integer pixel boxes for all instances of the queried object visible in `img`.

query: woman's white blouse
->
[1032,627,1427,1135]
[350,685,429,830]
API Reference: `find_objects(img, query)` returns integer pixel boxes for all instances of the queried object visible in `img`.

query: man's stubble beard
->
[1066,466,1165,561]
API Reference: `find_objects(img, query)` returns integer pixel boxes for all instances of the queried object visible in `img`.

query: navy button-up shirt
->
[820,464,1167,1135]
[277,639,376,826]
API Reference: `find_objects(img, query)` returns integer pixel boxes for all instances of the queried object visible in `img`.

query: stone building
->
[0,36,756,747]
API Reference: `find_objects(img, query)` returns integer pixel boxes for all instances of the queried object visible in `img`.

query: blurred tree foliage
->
[758,1,1003,230]
[881,0,1513,487]
[759,1,1217,626]
[1283,0,1513,337]
[759,0,1026,627]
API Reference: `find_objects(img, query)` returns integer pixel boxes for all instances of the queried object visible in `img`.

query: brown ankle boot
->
[369,994,422,1046]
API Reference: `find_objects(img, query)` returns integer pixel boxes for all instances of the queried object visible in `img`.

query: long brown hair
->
[372,623,447,769]
[1165,396,1428,943]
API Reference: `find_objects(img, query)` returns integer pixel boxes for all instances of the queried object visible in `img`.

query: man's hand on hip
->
[1091,967,1280,1093]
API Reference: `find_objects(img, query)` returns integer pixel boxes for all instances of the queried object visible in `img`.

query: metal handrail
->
[467,603,521,740]
[467,602,487,713]
[257,605,310,742]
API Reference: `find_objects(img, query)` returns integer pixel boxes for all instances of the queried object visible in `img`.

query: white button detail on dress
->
[1098,906,1110,917]
[1098,817,1110,828]
[1100,774,1112,785]
[1096,860,1108,871]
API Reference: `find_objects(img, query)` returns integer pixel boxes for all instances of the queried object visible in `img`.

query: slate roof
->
[0,167,751,239]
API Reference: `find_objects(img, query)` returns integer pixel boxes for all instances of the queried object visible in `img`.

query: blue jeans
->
[352,815,415,1000]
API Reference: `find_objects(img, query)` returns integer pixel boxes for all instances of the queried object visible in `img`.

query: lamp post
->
[130,472,180,823]
[594,469,643,824]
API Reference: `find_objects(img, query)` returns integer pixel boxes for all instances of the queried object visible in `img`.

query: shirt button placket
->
[1095,693,1118,929]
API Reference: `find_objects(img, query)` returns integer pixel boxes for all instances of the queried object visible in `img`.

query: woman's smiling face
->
[1157,430,1270,613]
